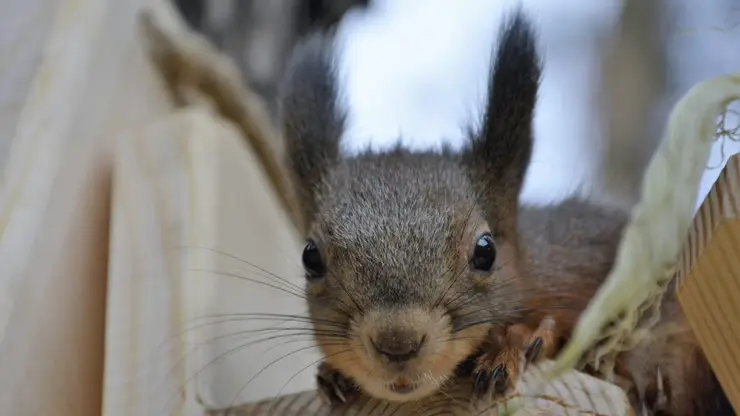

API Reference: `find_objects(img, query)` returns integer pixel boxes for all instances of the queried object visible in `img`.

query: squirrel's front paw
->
[472,317,556,400]
[316,362,357,406]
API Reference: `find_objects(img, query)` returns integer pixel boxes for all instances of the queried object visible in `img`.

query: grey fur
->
[463,10,542,239]
[280,33,346,229]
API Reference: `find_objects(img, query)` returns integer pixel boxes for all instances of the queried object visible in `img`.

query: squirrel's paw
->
[472,317,556,400]
[316,362,357,406]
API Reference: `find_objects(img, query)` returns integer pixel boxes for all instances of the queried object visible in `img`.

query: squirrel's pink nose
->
[371,330,427,363]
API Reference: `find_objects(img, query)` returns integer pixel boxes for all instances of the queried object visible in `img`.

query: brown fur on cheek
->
[493,240,527,318]
[316,331,366,385]
[305,279,327,298]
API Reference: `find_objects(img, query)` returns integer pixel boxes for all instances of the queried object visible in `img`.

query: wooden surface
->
[181,112,311,407]
[0,0,58,172]
[135,4,316,408]
[0,0,173,414]
[676,153,740,412]
[103,104,313,413]
[104,109,206,416]
[213,361,633,416]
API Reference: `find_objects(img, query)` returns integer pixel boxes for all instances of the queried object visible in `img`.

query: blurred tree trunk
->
[171,0,367,117]
[173,0,204,31]
[596,0,669,209]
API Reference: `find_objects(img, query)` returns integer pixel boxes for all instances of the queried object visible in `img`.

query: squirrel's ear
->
[280,33,345,230]
[462,10,541,237]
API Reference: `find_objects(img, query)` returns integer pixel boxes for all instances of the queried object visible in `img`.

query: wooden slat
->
[104,104,313,413]
[0,0,174,414]
[104,109,205,416]
[215,361,632,416]
[0,0,57,173]
[675,155,740,289]
[676,154,740,411]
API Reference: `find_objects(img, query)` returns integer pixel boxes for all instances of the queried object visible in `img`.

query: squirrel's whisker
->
[179,245,305,290]
[189,268,307,299]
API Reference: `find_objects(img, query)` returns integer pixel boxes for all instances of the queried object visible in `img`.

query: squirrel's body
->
[277,9,734,415]
[518,200,733,415]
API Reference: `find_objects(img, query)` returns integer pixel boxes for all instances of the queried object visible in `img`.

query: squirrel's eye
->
[471,233,496,272]
[302,239,327,279]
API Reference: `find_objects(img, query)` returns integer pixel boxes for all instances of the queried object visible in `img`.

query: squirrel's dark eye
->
[302,239,327,279]
[471,233,496,272]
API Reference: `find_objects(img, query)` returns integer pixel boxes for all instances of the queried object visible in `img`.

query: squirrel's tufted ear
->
[462,9,542,238]
[279,33,346,232]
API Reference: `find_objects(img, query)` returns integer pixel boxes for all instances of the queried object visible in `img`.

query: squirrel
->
[277,8,735,415]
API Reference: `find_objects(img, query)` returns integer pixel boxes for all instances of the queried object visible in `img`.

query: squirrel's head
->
[279,10,541,402]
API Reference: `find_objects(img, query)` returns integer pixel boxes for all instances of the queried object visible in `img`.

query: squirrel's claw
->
[473,362,510,397]
[524,336,543,362]
[523,316,556,366]
[472,318,557,401]
[316,362,356,406]
[473,330,524,398]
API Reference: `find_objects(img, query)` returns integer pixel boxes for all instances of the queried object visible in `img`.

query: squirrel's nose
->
[371,330,427,363]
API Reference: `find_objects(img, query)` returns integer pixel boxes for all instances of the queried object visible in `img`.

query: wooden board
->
[0,0,173,414]
[103,105,315,413]
[0,0,57,172]
[214,361,633,416]
[104,109,206,416]
[675,153,740,412]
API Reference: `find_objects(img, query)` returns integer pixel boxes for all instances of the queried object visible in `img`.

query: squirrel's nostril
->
[371,331,427,363]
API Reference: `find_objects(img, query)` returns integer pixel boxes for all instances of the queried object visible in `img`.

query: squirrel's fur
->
[279,9,733,415]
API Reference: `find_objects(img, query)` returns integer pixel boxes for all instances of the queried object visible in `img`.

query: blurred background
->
[171,0,740,208]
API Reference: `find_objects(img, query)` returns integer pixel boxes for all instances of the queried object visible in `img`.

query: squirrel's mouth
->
[360,368,447,401]
[388,377,415,394]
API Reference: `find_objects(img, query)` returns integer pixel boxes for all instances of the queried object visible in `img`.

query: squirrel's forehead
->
[317,205,475,252]
[313,159,484,243]
[317,195,482,241]
[325,225,453,269]
[326,155,473,195]
[320,176,476,219]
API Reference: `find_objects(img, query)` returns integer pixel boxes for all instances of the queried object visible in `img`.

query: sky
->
[334,0,740,208]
